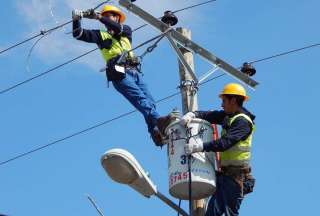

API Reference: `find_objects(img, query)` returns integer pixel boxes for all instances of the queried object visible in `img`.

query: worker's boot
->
[151,127,164,147]
[157,115,172,135]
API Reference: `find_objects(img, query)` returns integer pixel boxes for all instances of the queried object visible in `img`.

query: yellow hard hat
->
[101,5,126,24]
[219,83,249,101]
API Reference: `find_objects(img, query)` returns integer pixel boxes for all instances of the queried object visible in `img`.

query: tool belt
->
[125,56,141,68]
[221,165,255,196]
[106,55,141,82]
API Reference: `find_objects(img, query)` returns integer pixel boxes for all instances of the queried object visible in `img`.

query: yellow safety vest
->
[99,31,134,62]
[220,113,255,167]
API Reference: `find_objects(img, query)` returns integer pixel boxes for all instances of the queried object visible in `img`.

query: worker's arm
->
[194,110,226,125]
[203,117,252,152]
[98,16,132,42]
[98,16,122,35]
[72,19,102,43]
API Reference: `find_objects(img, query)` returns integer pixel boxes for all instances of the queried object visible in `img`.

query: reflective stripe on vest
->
[220,113,255,167]
[99,31,134,62]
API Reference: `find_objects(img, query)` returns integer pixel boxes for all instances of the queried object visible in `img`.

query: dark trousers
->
[205,174,243,216]
[112,68,160,133]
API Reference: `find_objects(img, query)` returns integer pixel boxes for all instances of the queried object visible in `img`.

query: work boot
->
[157,115,172,135]
[151,127,164,147]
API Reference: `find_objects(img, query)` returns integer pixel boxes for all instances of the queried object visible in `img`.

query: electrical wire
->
[0,32,166,95]
[0,0,216,55]
[25,1,112,72]
[1,40,320,164]
[0,48,98,95]
[0,73,224,166]
[0,0,219,94]
[249,43,320,64]
[2,38,320,96]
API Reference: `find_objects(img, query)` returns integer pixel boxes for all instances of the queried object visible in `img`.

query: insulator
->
[241,62,256,76]
[161,11,178,26]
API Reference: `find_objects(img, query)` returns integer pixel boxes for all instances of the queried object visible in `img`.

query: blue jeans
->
[205,174,243,216]
[112,68,160,133]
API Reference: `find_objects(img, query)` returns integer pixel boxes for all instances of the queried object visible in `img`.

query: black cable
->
[0,33,43,55]
[172,0,216,14]
[249,43,320,64]
[188,155,193,216]
[0,0,224,94]
[0,73,224,166]
[2,39,320,163]
[0,0,216,55]
[132,0,217,32]
[0,48,98,95]
[177,199,182,216]
[0,32,166,96]
[0,20,72,55]
[0,1,110,55]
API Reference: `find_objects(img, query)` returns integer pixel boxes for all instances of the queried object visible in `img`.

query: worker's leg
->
[134,70,159,131]
[112,69,160,132]
[205,175,243,216]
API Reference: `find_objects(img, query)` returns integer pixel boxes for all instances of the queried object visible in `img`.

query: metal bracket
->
[178,80,198,95]
[166,32,198,83]
[118,0,259,88]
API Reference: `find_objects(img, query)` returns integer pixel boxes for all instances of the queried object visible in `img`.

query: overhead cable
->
[0,73,224,167]
[0,0,216,55]
[249,43,320,64]
[0,32,167,95]
[1,42,319,96]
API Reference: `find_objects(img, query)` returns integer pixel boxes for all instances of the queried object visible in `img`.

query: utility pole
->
[176,27,205,216]
[177,27,198,114]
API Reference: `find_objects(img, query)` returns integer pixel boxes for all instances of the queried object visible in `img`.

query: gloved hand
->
[72,9,83,20]
[180,112,195,126]
[83,9,99,19]
[185,142,203,155]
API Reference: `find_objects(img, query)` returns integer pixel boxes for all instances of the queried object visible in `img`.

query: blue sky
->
[1,0,320,215]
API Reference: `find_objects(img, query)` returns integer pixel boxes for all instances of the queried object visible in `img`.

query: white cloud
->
[16,0,207,70]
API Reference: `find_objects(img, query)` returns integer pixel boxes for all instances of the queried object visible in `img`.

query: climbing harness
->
[100,27,172,83]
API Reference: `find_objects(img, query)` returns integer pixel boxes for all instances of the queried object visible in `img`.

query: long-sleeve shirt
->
[194,108,255,152]
[72,17,132,49]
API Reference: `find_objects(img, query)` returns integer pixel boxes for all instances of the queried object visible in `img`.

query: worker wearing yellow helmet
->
[181,83,256,216]
[71,5,166,146]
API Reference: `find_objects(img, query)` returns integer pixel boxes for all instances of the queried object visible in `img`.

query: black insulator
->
[161,11,178,26]
[241,62,256,76]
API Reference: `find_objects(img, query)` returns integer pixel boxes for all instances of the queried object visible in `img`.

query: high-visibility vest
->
[220,113,255,167]
[99,31,134,62]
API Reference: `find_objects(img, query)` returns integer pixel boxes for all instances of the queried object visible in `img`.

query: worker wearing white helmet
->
[182,83,256,216]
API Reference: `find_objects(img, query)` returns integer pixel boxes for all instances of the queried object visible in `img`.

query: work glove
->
[185,142,203,155]
[180,112,195,126]
[72,9,83,20]
[83,9,99,19]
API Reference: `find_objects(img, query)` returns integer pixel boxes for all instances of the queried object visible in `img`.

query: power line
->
[0,48,98,95]
[0,0,216,55]
[0,32,166,95]
[0,73,223,167]
[132,0,217,32]
[172,0,216,14]
[249,43,320,64]
[1,41,319,96]
[2,38,320,165]
[0,0,218,95]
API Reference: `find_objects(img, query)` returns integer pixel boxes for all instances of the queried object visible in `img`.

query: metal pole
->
[155,192,190,216]
[86,194,106,216]
[176,28,205,216]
